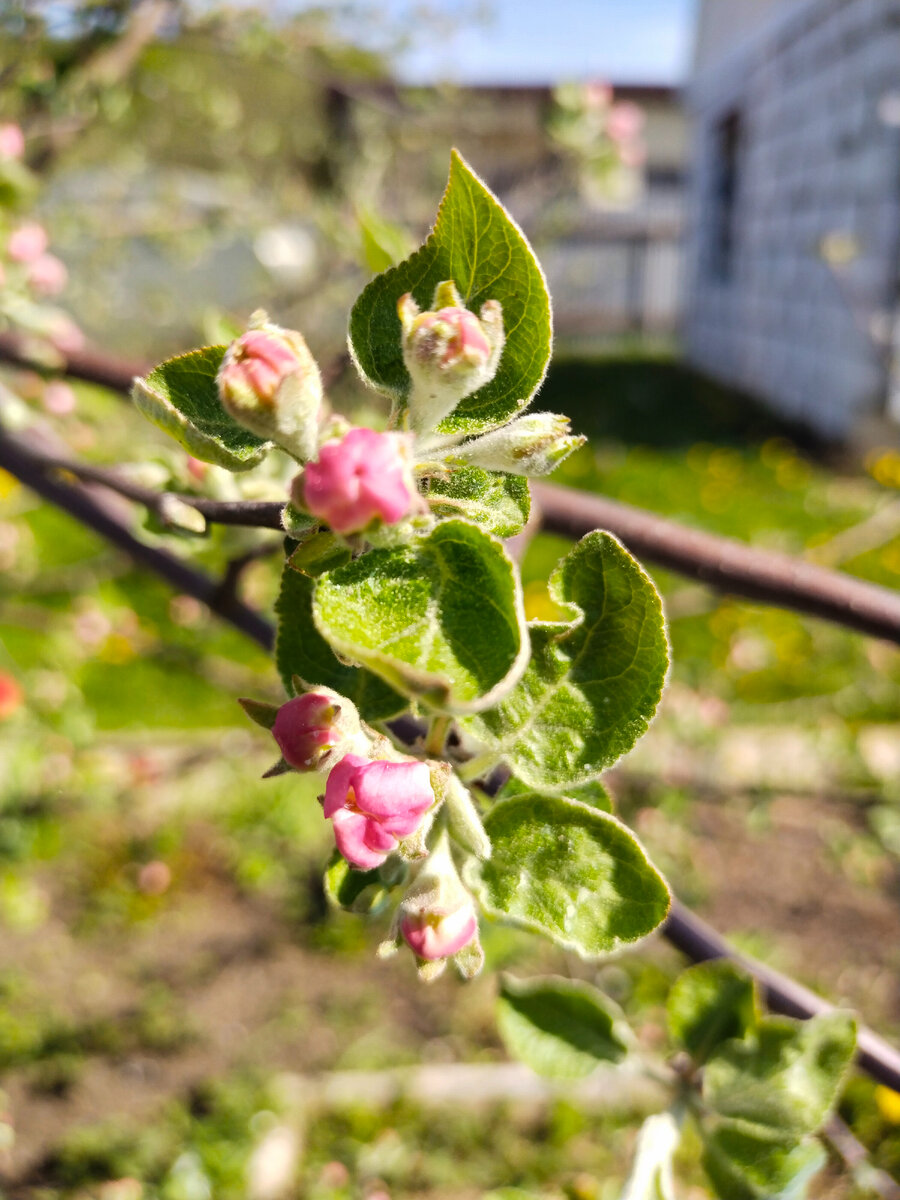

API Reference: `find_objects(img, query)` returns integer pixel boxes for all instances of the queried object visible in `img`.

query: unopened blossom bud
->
[300,427,417,535]
[398,280,504,433]
[8,221,48,263]
[324,754,434,870]
[451,412,585,477]
[217,312,323,462]
[272,689,363,772]
[0,123,25,160]
[27,252,67,296]
[396,832,482,977]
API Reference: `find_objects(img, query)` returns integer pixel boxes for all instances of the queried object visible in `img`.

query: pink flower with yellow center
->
[323,754,434,870]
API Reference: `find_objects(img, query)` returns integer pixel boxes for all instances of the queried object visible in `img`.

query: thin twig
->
[533,481,900,645]
[0,428,273,651]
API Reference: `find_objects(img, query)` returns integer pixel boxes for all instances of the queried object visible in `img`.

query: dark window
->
[708,109,743,282]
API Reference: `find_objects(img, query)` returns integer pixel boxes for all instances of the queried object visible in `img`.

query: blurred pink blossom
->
[0,123,24,159]
[42,380,77,415]
[7,222,48,264]
[47,315,85,355]
[27,252,68,296]
[606,101,645,145]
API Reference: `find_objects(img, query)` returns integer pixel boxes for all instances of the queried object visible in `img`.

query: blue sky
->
[356,0,698,86]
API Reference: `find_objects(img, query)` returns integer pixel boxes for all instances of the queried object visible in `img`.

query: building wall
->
[685,0,900,436]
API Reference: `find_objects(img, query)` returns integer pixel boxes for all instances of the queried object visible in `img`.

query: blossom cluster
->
[0,122,85,387]
[226,278,580,979]
[243,686,484,978]
[215,282,582,543]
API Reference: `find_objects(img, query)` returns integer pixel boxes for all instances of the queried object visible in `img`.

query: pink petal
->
[322,754,368,818]
[331,808,389,869]
[353,760,433,822]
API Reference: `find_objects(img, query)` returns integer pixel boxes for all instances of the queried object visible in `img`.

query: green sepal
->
[349,149,552,437]
[238,697,280,731]
[497,974,629,1079]
[132,345,272,471]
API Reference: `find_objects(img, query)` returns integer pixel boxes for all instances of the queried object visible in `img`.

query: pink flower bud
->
[324,754,434,870]
[220,329,300,407]
[301,427,416,535]
[217,314,323,461]
[27,253,67,296]
[0,123,25,160]
[398,280,505,433]
[400,898,478,961]
[8,222,48,264]
[273,691,361,772]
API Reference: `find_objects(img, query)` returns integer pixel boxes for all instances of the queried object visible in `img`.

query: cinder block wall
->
[685,0,900,437]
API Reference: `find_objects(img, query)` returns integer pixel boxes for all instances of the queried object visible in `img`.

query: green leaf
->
[288,531,352,577]
[497,975,629,1079]
[667,962,757,1065]
[703,1012,857,1139]
[461,532,668,791]
[424,467,530,539]
[469,794,669,956]
[313,519,528,714]
[323,853,389,914]
[621,1112,680,1200]
[701,1127,826,1200]
[349,149,552,437]
[133,346,271,471]
[498,774,614,813]
[275,561,404,723]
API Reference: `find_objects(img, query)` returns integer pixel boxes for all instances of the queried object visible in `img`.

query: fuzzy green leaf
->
[323,853,389,914]
[469,794,669,956]
[497,775,614,813]
[461,532,668,791]
[497,975,629,1079]
[703,1012,857,1139]
[349,150,552,437]
[668,962,758,1065]
[275,561,404,723]
[425,467,530,538]
[701,1127,826,1200]
[312,519,528,713]
[132,345,271,471]
[288,531,352,577]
